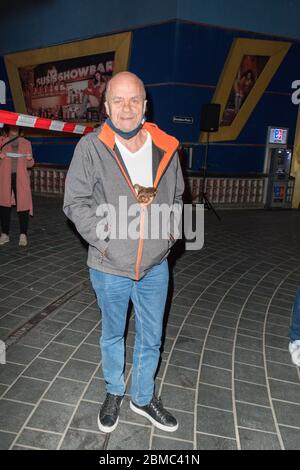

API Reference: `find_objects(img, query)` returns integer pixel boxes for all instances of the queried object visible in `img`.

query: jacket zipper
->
[107,148,144,280]
[106,145,177,281]
[136,206,145,280]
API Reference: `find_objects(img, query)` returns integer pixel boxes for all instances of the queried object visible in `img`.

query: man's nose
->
[122,100,132,111]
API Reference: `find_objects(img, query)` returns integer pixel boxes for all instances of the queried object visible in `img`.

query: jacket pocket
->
[141,238,170,268]
[104,238,138,269]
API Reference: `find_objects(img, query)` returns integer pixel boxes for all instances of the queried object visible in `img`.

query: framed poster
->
[199,38,291,142]
[4,32,132,130]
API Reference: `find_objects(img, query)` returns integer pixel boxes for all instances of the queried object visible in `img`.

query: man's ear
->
[143,100,147,115]
[104,101,110,116]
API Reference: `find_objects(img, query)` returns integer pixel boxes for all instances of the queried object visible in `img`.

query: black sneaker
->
[97,393,123,433]
[130,396,178,432]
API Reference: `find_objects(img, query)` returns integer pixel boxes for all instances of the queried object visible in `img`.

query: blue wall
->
[1,0,300,56]
[0,0,176,55]
[177,0,300,40]
[157,22,299,173]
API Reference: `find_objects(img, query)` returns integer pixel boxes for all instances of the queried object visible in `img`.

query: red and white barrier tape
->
[0,109,94,135]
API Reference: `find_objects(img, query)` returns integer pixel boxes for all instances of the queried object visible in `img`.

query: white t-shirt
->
[115,131,153,187]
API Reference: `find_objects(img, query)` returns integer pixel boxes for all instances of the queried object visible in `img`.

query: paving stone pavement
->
[0,196,300,450]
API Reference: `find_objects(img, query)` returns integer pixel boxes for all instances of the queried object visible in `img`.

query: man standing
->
[63,72,184,433]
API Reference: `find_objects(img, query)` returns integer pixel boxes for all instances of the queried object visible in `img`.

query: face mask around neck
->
[106,117,145,140]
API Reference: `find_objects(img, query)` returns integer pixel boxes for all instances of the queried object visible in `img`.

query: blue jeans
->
[290,286,300,341]
[90,260,169,406]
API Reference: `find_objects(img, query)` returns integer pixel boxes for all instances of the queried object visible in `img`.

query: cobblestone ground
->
[0,196,300,450]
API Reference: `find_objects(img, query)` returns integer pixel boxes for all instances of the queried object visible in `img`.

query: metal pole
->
[200,132,209,203]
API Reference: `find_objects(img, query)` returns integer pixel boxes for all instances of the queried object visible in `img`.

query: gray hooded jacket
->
[63,121,184,280]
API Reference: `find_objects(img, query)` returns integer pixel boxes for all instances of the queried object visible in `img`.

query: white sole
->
[130,401,178,432]
[289,345,300,367]
[290,355,300,367]
[97,397,123,433]
[97,414,120,433]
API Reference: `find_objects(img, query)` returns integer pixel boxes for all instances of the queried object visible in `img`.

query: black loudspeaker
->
[200,103,221,132]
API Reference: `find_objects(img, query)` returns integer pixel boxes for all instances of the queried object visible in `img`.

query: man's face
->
[105,76,146,132]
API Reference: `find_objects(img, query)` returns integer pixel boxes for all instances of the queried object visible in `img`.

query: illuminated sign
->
[269,127,288,144]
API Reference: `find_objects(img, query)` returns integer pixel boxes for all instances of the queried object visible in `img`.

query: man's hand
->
[26,155,33,161]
